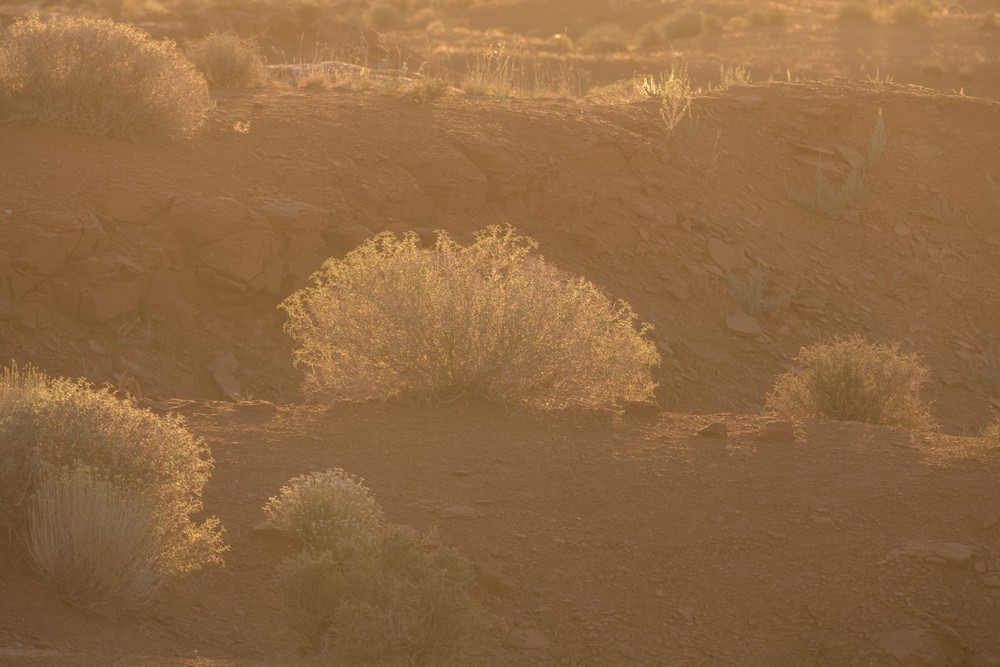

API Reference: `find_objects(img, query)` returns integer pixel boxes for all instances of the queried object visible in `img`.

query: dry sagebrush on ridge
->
[0,14,209,140]
[280,227,660,409]
[766,336,934,430]
[0,365,225,585]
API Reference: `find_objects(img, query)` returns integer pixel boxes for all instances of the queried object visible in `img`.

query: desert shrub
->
[839,0,874,20]
[186,32,265,90]
[462,43,517,99]
[982,416,1000,448]
[263,469,384,554]
[0,14,208,140]
[747,6,786,26]
[365,1,406,29]
[275,517,483,663]
[27,466,162,611]
[891,0,932,23]
[766,336,933,430]
[0,364,225,576]
[577,23,630,54]
[634,22,664,48]
[661,8,703,39]
[410,77,450,103]
[280,226,659,410]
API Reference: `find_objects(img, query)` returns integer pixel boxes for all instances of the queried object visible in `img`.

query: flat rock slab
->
[886,541,976,564]
[726,313,762,337]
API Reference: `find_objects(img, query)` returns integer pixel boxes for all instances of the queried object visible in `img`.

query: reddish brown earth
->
[2,1,1000,665]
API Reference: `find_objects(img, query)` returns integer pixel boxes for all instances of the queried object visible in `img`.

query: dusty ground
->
[1,0,1000,665]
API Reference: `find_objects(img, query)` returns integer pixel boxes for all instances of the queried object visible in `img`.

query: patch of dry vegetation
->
[186,32,266,90]
[0,365,225,609]
[280,226,659,410]
[268,470,484,664]
[766,337,934,430]
[0,14,208,140]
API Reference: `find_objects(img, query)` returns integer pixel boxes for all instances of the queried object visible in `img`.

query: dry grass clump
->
[186,32,266,90]
[269,471,484,664]
[0,364,225,608]
[766,337,934,430]
[0,14,208,140]
[280,226,659,410]
[28,466,163,611]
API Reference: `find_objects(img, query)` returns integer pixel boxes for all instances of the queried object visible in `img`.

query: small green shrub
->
[263,469,384,554]
[280,226,659,410]
[276,525,483,664]
[0,14,208,140]
[186,32,266,90]
[578,23,630,54]
[28,466,162,611]
[766,336,933,430]
[0,364,225,576]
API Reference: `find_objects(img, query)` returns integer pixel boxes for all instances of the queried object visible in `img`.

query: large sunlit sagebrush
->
[280,226,660,410]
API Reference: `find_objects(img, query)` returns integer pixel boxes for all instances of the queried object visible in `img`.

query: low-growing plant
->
[27,466,162,611]
[725,266,794,316]
[263,469,385,554]
[868,108,886,170]
[766,336,934,430]
[787,108,884,217]
[0,364,225,578]
[641,59,692,135]
[270,472,484,664]
[718,64,751,90]
[785,163,865,219]
[186,32,266,90]
[959,417,1000,462]
[410,77,450,103]
[280,226,659,410]
[0,14,209,140]
[462,42,517,99]
[974,345,1000,389]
